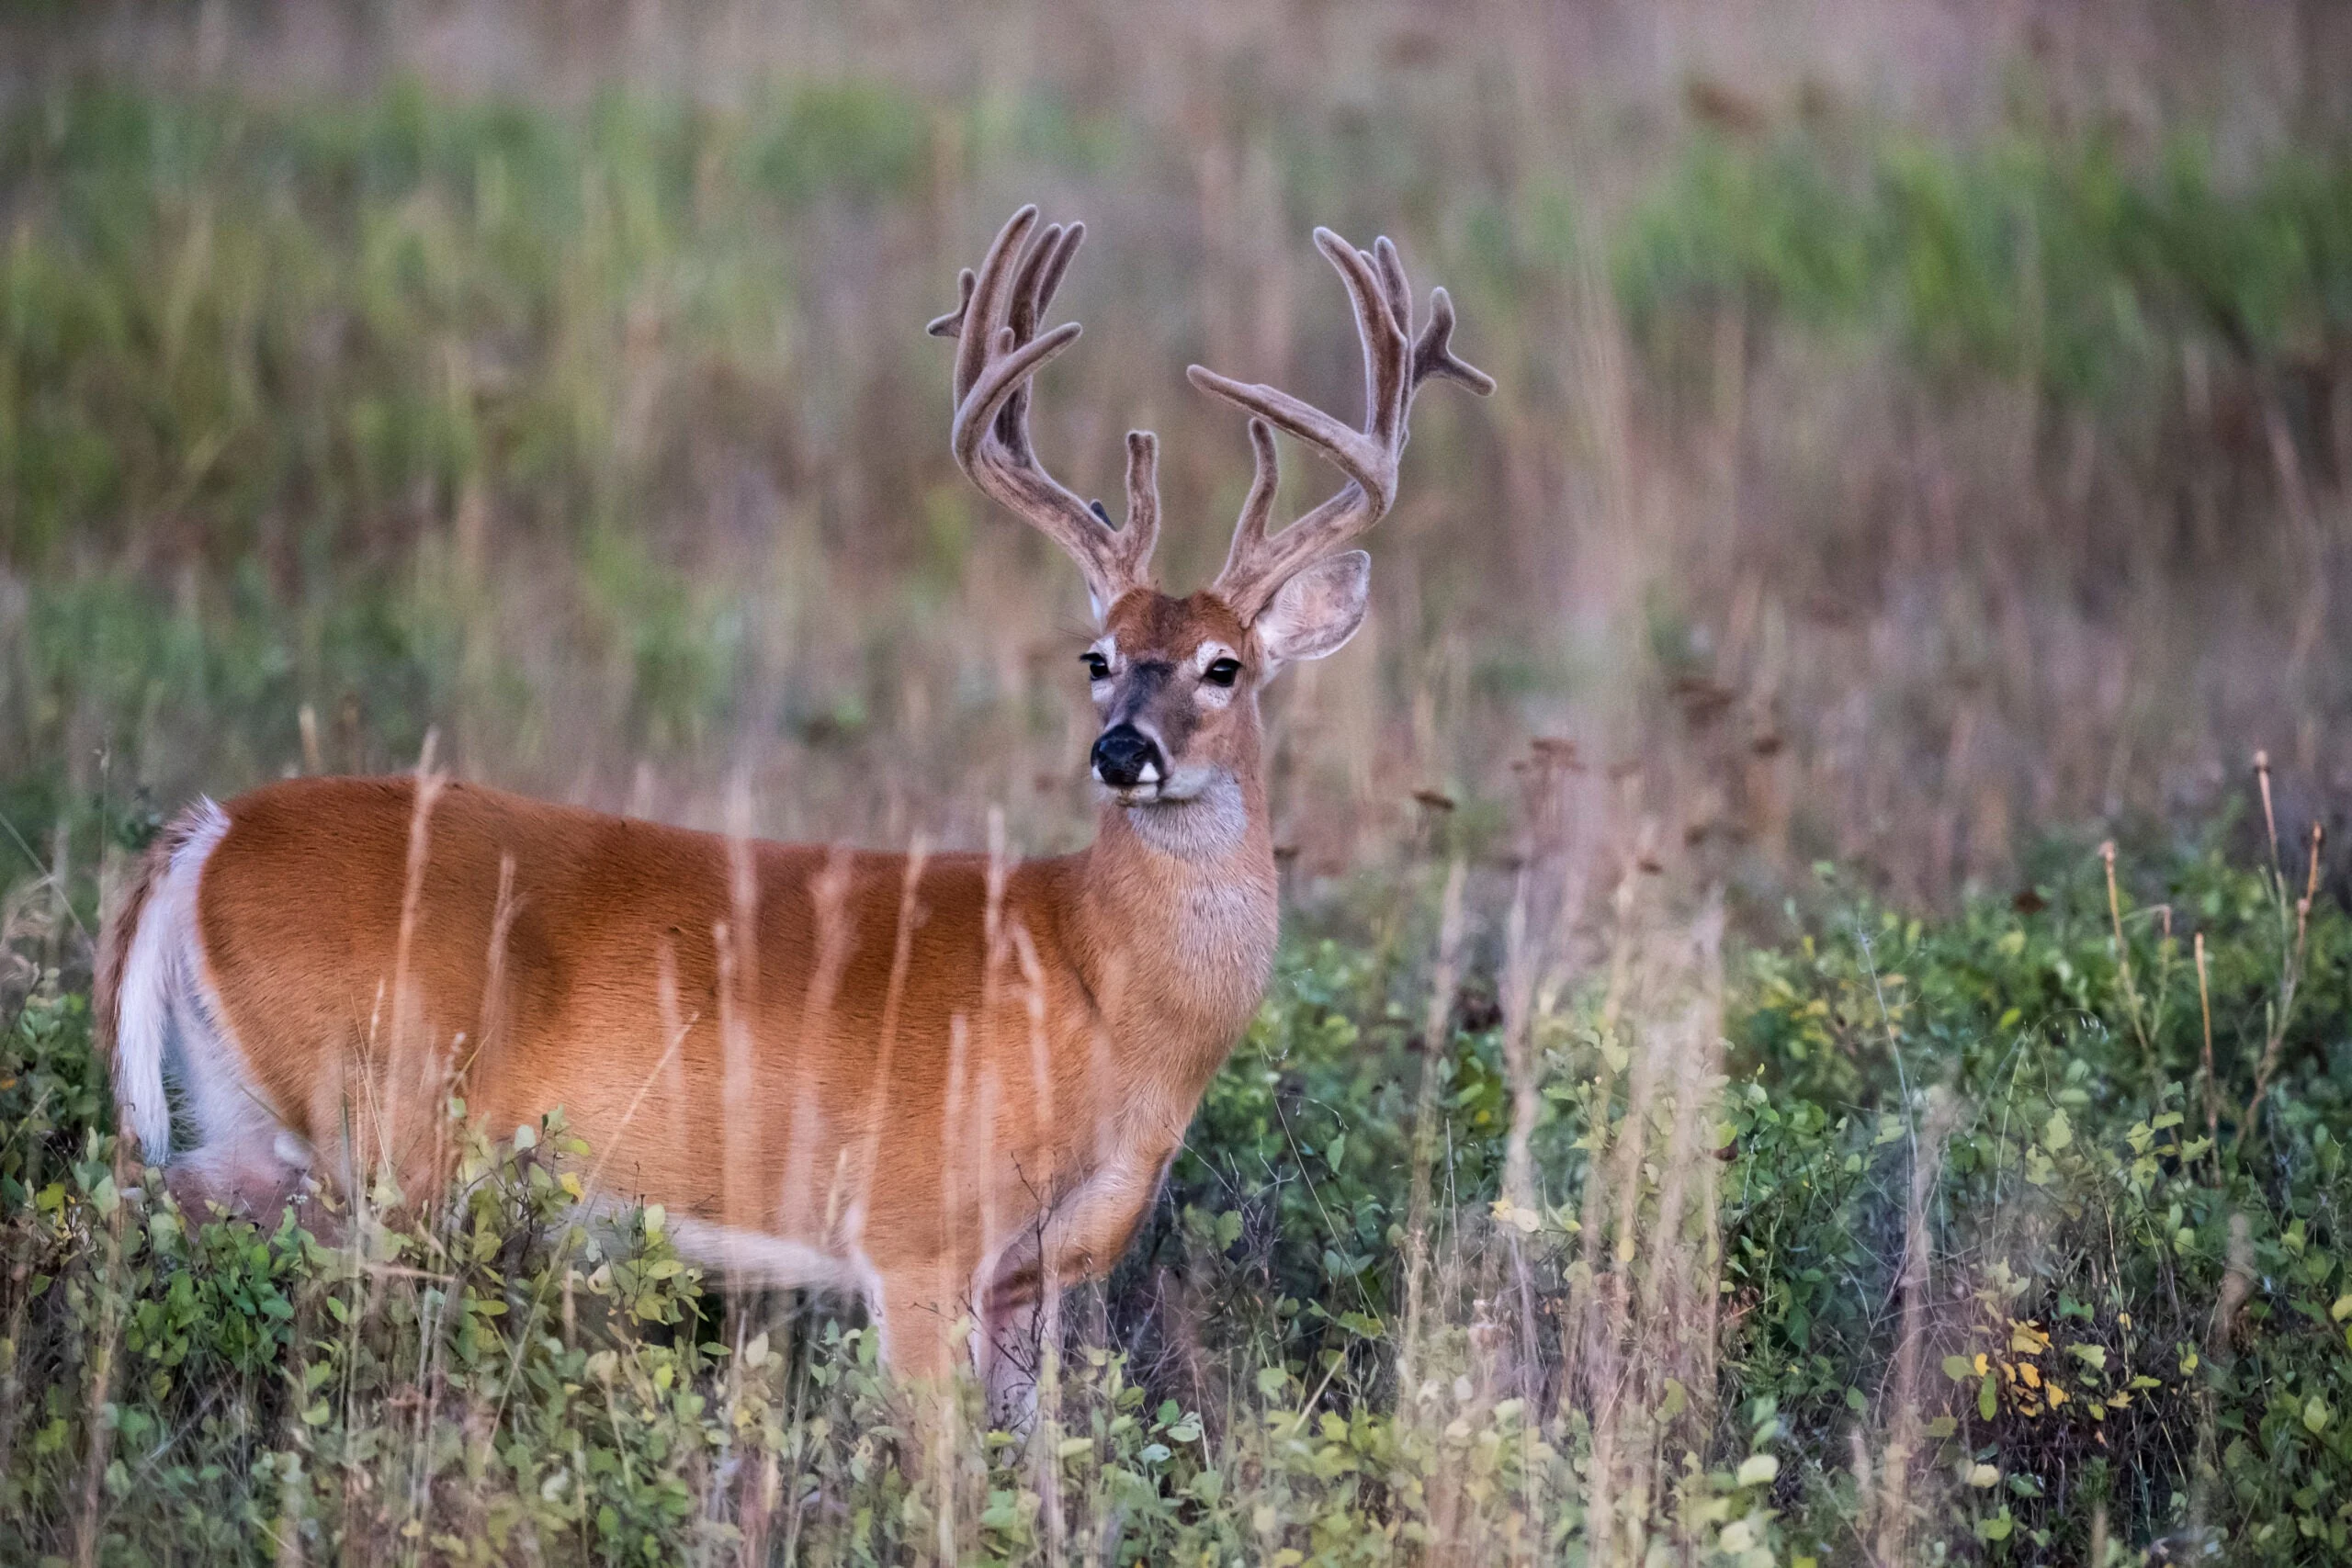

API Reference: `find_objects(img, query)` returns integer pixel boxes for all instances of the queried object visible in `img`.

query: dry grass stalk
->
[2101,840,2155,1073]
[720,779,762,1251]
[848,837,929,1246]
[2240,819,2324,1147]
[380,732,449,1207]
[2188,1212,2256,1550]
[1871,1086,1958,1567]
[1555,897,1728,1567]
[2195,931,2218,1149]
[1498,865,1541,1218]
[1398,857,1468,1401]
[70,1152,129,1568]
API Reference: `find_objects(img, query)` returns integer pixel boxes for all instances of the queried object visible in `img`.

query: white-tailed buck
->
[96,206,1488,1399]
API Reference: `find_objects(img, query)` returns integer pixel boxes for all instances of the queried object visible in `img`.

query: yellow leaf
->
[1973,1353,1989,1377]
[2043,1109,2074,1151]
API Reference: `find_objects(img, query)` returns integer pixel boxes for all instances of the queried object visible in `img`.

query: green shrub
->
[7,820,2345,1559]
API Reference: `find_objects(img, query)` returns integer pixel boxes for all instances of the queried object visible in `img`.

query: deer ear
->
[1254,551,1370,676]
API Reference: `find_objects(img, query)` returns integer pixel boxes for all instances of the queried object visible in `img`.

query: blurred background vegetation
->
[6,2,2352,1562]
[4,0,2349,901]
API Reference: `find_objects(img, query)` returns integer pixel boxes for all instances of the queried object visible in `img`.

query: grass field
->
[5,1,2352,1562]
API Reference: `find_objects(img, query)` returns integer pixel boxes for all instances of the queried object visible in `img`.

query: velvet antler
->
[1189,231,1492,622]
[930,207,1159,615]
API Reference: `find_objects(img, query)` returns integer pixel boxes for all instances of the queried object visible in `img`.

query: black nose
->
[1091,726,1162,789]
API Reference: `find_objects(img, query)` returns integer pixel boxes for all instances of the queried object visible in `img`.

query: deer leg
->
[976,1260,1048,1434]
[872,1269,967,1387]
[164,1137,310,1227]
[975,1152,1171,1434]
[871,1264,978,1556]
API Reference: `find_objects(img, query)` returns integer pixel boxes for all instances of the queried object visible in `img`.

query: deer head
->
[931,206,1491,816]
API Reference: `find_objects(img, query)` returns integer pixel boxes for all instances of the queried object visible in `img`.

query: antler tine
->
[997,220,1086,460]
[951,205,1036,406]
[1328,231,1410,455]
[924,267,976,342]
[1184,230,1404,519]
[1194,226,1488,621]
[1371,237,1413,349]
[937,207,1159,615]
[1415,286,1497,395]
[1005,222,1064,343]
[1118,429,1161,579]
[1034,221,1086,321]
[1215,418,1283,586]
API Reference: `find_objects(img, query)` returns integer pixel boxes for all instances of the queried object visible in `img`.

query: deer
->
[95,205,1489,1409]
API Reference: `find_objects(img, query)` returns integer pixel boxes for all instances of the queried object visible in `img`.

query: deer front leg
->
[872,1261,982,1560]
[873,1266,970,1387]
[975,1144,1177,1432]
[975,1257,1049,1432]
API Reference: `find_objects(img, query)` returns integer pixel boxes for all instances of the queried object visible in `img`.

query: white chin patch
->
[1121,768,1249,858]
[1098,763,1215,808]
[1152,762,1220,802]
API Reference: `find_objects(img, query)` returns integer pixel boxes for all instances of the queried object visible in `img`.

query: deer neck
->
[1075,744,1279,1089]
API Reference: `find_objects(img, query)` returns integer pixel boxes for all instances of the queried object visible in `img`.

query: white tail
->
[107,797,233,1158]
[110,906,175,1157]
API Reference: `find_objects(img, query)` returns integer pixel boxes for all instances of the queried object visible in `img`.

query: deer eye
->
[1082,652,1111,681]
[1203,657,1242,687]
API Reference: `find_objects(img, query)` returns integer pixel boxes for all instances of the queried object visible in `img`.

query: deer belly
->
[650,1211,884,1299]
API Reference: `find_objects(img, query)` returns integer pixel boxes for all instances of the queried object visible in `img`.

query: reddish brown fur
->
[1104,590,1247,658]
[190,761,1273,1378]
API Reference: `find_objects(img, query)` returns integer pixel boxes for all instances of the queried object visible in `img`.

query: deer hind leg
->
[160,1000,319,1230]
[309,1032,469,1224]
[870,1258,1057,1439]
